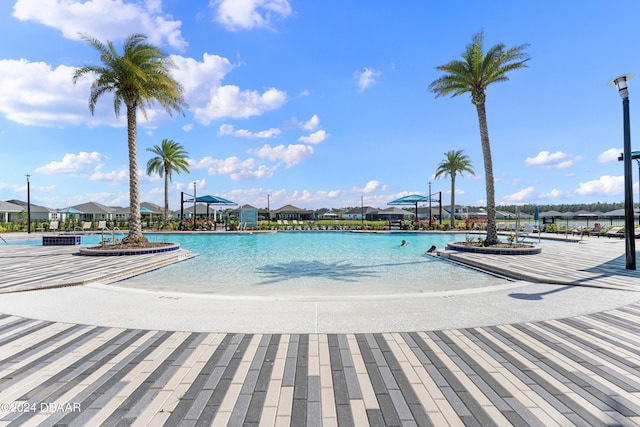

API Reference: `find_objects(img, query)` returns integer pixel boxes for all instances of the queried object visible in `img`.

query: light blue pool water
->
[119,232,512,297]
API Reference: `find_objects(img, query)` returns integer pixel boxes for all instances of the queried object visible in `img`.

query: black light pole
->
[361,195,364,228]
[267,194,270,227]
[192,181,197,231]
[609,74,636,270]
[26,174,31,233]
[428,181,432,228]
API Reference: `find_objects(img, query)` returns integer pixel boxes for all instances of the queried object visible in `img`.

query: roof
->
[343,206,377,215]
[0,200,23,212]
[71,201,116,214]
[273,204,310,213]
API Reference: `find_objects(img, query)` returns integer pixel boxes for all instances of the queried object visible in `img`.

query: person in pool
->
[401,240,409,246]
[427,245,437,253]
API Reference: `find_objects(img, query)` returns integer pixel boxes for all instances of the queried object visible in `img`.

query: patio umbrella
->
[387,194,430,223]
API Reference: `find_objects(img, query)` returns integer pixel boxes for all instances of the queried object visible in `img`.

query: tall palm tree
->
[435,150,475,227]
[73,34,186,243]
[146,139,190,228]
[429,31,530,245]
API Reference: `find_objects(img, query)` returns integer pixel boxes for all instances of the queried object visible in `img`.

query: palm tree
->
[434,150,475,228]
[73,34,186,243]
[146,139,190,228]
[429,31,530,245]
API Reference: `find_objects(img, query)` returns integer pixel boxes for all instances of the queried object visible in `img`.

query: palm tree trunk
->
[126,105,143,240]
[475,102,499,245]
[450,175,456,229]
[164,173,169,228]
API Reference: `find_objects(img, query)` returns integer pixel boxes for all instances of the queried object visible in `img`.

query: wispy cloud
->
[354,68,381,93]
[219,124,282,139]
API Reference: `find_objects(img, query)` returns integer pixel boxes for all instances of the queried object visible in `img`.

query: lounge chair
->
[37,221,58,233]
[589,223,603,237]
[605,226,623,238]
[97,221,107,231]
[516,224,537,242]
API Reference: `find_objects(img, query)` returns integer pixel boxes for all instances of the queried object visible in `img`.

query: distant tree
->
[429,31,530,245]
[73,33,186,243]
[434,150,475,225]
[146,139,190,228]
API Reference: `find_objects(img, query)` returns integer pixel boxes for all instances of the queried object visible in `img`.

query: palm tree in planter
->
[146,139,190,229]
[73,33,186,244]
[429,31,530,245]
[435,150,475,228]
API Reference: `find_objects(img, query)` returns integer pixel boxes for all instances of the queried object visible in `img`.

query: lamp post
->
[26,174,31,234]
[428,181,432,228]
[361,196,364,228]
[609,73,636,270]
[267,194,270,227]
[192,181,197,231]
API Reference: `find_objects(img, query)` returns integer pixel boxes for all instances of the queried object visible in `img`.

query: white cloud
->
[219,124,281,138]
[192,85,286,124]
[538,189,565,199]
[502,186,535,203]
[354,68,381,93]
[0,53,287,129]
[352,180,381,194]
[90,168,129,185]
[525,150,577,169]
[598,148,623,163]
[251,144,314,168]
[302,114,320,131]
[35,152,107,175]
[0,59,121,127]
[189,156,277,180]
[211,0,292,31]
[298,130,329,144]
[12,0,187,50]
[169,53,289,124]
[575,175,623,196]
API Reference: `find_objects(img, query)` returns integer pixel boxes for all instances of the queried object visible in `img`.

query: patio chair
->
[605,226,623,238]
[516,224,537,243]
[589,223,603,237]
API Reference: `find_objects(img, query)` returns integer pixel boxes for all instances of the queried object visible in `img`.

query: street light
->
[428,181,432,228]
[26,174,31,234]
[192,181,197,231]
[609,73,636,270]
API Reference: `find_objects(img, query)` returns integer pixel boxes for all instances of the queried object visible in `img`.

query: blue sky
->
[2,0,640,211]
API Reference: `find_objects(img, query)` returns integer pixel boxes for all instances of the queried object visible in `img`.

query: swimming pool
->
[114,232,512,297]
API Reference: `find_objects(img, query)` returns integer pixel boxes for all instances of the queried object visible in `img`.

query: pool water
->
[116,232,511,297]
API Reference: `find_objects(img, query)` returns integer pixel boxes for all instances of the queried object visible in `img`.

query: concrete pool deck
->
[1,232,640,425]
